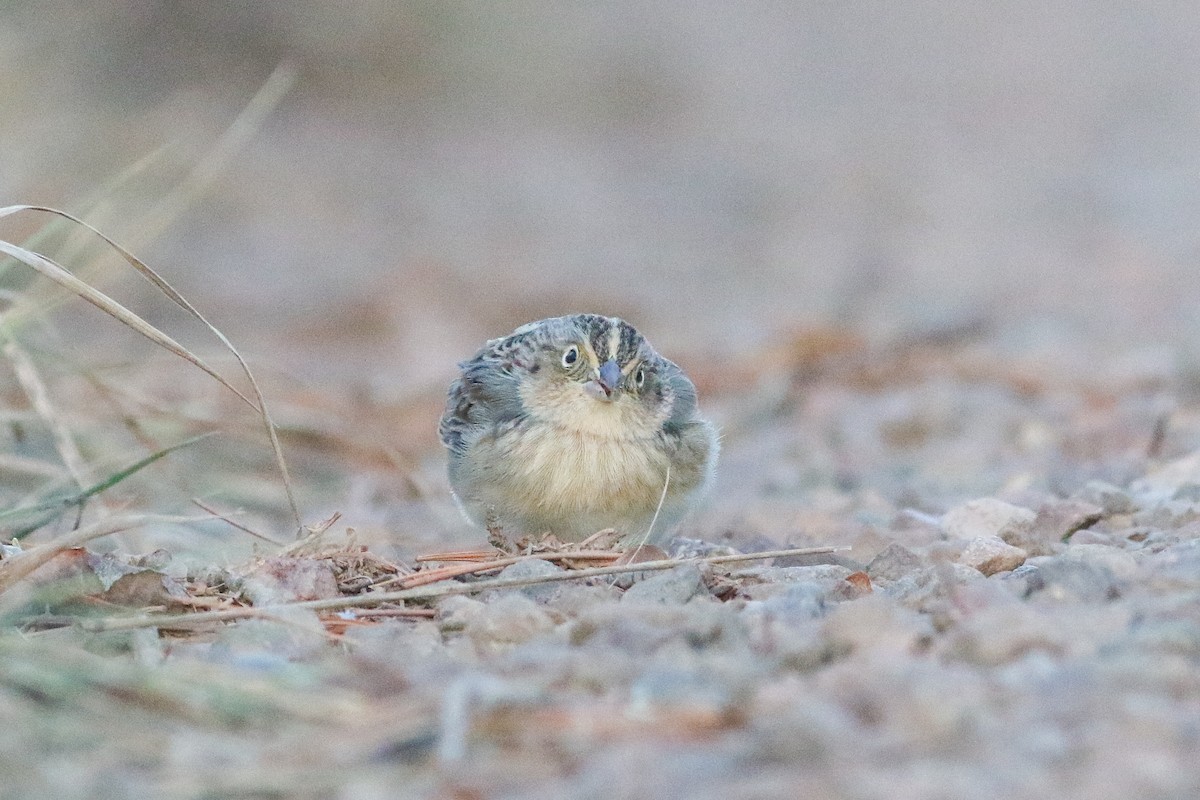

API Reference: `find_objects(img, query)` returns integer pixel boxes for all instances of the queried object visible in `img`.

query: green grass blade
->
[0,432,218,533]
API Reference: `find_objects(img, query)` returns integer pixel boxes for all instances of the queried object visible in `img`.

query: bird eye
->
[634,367,646,387]
[561,345,579,368]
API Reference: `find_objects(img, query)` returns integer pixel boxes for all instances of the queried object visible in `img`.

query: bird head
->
[509,314,681,438]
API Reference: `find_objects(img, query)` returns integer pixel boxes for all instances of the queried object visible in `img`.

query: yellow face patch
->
[579,336,602,372]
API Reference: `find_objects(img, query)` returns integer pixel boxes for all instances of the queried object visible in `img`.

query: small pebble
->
[959,536,1027,576]
[753,582,829,620]
[1075,480,1136,514]
[437,595,486,633]
[484,558,565,603]
[621,564,706,604]
[1024,556,1121,603]
[464,594,556,653]
[1018,500,1104,555]
[941,498,1036,542]
[1133,501,1200,530]
[1061,543,1139,580]
[866,542,926,583]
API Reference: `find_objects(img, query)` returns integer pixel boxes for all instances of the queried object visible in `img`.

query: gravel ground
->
[5,3,1200,798]
[6,348,1200,799]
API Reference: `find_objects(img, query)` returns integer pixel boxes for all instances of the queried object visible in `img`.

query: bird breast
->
[492,418,671,515]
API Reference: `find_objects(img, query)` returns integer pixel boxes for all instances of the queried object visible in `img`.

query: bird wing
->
[438,339,526,456]
[660,357,700,434]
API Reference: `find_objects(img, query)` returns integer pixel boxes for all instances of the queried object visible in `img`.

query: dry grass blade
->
[0,145,172,282]
[129,61,298,250]
[191,498,286,545]
[79,545,850,631]
[0,333,92,490]
[0,237,255,407]
[0,206,301,528]
[0,453,68,480]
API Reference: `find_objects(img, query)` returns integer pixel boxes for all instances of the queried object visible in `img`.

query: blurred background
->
[3,1,1199,553]
[10,7,1200,797]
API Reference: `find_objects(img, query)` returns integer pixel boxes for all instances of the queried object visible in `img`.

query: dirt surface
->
[4,3,1200,799]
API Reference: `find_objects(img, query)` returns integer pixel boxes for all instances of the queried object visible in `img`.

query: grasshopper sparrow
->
[439,314,718,543]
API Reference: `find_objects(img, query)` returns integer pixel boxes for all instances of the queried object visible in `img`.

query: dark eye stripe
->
[620,322,645,362]
[589,327,610,361]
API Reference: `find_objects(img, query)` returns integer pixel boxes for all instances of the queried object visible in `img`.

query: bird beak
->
[585,359,623,401]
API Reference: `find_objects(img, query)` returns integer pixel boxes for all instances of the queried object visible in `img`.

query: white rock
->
[1062,543,1139,580]
[942,498,1036,541]
[959,536,1028,576]
[464,594,555,652]
[1130,449,1200,506]
[621,563,705,604]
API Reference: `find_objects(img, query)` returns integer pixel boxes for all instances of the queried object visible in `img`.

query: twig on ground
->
[77,545,849,632]
[380,549,624,589]
[324,608,436,620]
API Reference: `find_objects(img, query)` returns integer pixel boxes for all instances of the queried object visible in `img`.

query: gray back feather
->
[439,335,532,456]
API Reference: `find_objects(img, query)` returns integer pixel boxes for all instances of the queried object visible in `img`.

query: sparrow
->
[439,314,718,543]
